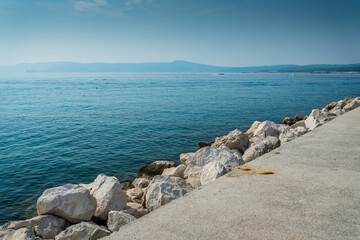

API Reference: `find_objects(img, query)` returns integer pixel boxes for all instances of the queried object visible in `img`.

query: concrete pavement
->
[104,108,360,240]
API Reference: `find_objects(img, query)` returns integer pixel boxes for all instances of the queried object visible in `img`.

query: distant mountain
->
[0,60,359,73]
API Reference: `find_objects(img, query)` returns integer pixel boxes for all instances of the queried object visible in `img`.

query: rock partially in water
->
[138,161,176,179]
[107,211,136,232]
[37,184,96,223]
[211,129,249,154]
[83,174,127,220]
[243,136,280,162]
[55,221,110,240]
[198,142,214,148]
[200,162,227,186]
[145,176,193,211]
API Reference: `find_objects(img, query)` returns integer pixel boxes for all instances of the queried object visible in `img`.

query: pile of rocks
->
[0,97,359,240]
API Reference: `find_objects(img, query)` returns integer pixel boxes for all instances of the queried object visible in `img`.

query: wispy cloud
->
[73,0,144,16]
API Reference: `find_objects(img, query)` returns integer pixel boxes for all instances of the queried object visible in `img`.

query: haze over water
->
[1,72,360,224]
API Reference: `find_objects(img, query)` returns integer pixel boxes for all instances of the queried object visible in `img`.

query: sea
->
[0,72,359,224]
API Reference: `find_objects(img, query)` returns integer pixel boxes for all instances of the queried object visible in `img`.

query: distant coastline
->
[1,60,360,73]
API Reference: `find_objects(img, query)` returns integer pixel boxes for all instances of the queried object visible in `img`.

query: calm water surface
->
[1,72,359,224]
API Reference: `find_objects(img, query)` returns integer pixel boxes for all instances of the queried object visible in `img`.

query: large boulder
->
[138,161,176,178]
[211,129,249,153]
[246,121,261,138]
[145,176,193,211]
[200,162,227,186]
[107,211,136,232]
[330,107,345,116]
[131,178,151,189]
[309,109,336,123]
[0,227,36,240]
[253,121,281,139]
[279,126,307,144]
[325,102,337,111]
[126,187,143,203]
[83,174,127,220]
[162,164,186,178]
[304,116,322,130]
[55,221,110,240]
[243,136,280,162]
[179,153,195,166]
[37,184,96,223]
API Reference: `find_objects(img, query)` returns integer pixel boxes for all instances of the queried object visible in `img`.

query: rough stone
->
[343,99,360,111]
[162,164,186,178]
[145,176,193,211]
[246,121,261,138]
[138,161,176,178]
[211,129,249,153]
[131,178,151,189]
[253,121,281,139]
[198,142,214,148]
[107,211,136,232]
[200,162,227,185]
[293,114,303,121]
[126,188,143,203]
[55,221,110,240]
[0,227,36,240]
[243,136,280,162]
[83,174,127,220]
[304,116,322,130]
[120,203,149,219]
[325,102,337,111]
[37,184,96,223]
[180,153,195,166]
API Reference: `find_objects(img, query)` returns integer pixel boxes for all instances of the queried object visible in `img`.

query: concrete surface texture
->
[104,108,360,240]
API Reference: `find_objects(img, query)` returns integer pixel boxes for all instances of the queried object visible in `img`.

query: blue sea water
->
[0,72,359,224]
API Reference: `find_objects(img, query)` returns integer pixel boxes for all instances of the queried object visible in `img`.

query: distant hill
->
[0,60,359,73]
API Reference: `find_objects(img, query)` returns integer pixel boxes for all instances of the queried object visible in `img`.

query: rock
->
[131,178,151,189]
[107,211,136,232]
[55,221,110,240]
[0,227,36,240]
[145,176,193,211]
[279,126,307,144]
[198,142,214,148]
[330,107,345,116]
[83,174,127,220]
[343,99,360,111]
[162,164,186,178]
[325,102,337,111]
[293,114,303,121]
[246,121,261,138]
[180,153,194,166]
[253,121,281,139]
[344,97,353,104]
[37,184,96,223]
[126,188,143,203]
[243,136,280,162]
[120,203,149,219]
[291,120,306,129]
[282,117,294,126]
[309,109,336,124]
[211,129,249,153]
[304,116,322,130]
[200,162,227,185]
[335,100,346,109]
[138,161,176,178]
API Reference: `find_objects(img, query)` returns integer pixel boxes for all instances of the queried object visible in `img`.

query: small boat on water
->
[219,73,225,75]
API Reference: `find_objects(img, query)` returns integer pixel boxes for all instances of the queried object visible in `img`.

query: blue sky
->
[1,0,360,66]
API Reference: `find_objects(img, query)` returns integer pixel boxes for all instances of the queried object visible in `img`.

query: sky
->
[0,0,360,67]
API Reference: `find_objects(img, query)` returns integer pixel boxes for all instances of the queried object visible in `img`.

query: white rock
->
[0,227,36,240]
[37,184,96,223]
[343,99,360,111]
[107,211,136,232]
[211,129,249,153]
[280,126,307,144]
[330,107,345,116]
[304,116,322,130]
[145,176,193,211]
[243,136,280,162]
[84,174,127,220]
[179,152,195,166]
[246,121,261,138]
[162,164,186,178]
[131,178,151,189]
[126,187,143,203]
[253,121,281,139]
[200,162,227,185]
[55,221,110,240]
[290,120,306,129]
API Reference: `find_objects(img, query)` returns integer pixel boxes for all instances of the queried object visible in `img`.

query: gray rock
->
[138,161,176,178]
[211,129,249,154]
[280,127,307,144]
[37,184,96,223]
[145,176,193,211]
[55,221,110,240]
[179,152,195,166]
[291,120,306,129]
[131,178,151,189]
[330,107,345,116]
[83,174,127,220]
[343,99,359,111]
[107,211,136,232]
[0,227,36,240]
[243,136,280,162]
[325,102,337,111]
[200,162,227,185]
[304,116,322,130]
[253,121,281,139]
[126,187,143,203]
